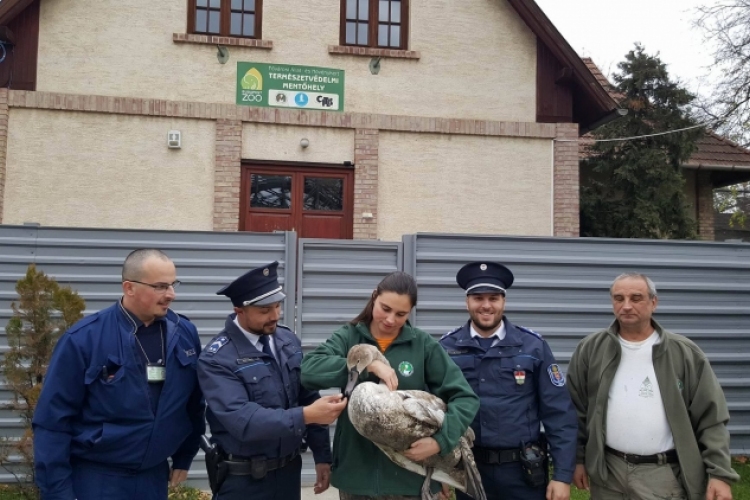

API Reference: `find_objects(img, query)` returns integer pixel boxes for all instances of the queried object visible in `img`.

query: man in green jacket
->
[567,273,738,500]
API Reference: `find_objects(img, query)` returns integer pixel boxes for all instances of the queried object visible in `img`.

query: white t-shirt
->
[605,331,675,455]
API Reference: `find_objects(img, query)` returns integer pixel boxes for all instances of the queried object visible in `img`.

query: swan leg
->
[421,466,439,500]
[461,446,488,500]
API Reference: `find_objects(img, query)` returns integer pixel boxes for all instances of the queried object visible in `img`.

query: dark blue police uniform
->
[33,302,205,500]
[197,262,331,500]
[439,262,577,500]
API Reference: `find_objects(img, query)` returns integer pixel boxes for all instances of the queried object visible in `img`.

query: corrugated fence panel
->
[0,225,297,489]
[296,239,402,347]
[405,233,750,454]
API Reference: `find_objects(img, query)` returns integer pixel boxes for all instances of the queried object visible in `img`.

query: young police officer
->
[197,262,346,500]
[440,262,577,500]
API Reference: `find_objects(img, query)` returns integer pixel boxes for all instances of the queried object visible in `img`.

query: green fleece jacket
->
[567,319,738,500]
[300,321,479,497]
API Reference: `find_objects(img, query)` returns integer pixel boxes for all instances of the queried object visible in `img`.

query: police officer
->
[197,261,347,500]
[33,248,205,500]
[439,262,577,500]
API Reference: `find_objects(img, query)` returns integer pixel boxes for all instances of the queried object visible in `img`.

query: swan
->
[344,344,487,500]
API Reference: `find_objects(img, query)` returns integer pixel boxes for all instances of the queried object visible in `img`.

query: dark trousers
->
[455,461,546,500]
[339,493,420,500]
[215,455,302,500]
[71,459,169,500]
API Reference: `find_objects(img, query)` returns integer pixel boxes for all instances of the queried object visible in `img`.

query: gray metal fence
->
[296,239,403,346]
[1,225,749,490]
[404,233,750,454]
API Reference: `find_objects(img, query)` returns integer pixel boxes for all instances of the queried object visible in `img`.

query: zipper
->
[118,302,156,417]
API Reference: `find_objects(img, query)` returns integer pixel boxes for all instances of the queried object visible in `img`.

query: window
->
[189,0,263,39]
[340,0,408,49]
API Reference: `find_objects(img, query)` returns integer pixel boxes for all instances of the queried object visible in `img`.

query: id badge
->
[147,364,166,383]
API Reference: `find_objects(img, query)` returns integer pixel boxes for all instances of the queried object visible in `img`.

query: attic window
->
[340,0,409,49]
[189,0,263,39]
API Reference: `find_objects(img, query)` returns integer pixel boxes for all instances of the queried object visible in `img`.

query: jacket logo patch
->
[237,357,261,365]
[447,349,469,355]
[206,336,229,354]
[398,361,414,377]
[184,348,196,357]
[547,364,565,387]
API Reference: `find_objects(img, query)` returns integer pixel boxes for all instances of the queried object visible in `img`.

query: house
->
[0,0,618,240]
[582,58,750,241]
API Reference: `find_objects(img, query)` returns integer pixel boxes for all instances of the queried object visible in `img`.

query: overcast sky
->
[534,0,717,97]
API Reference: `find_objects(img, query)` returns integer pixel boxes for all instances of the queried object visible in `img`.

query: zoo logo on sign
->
[398,361,414,377]
[241,68,263,90]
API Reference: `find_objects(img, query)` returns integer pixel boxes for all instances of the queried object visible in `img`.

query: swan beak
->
[343,367,360,399]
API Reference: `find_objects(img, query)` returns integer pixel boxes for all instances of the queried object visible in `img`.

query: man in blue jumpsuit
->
[33,248,205,500]
[439,262,577,500]
[197,261,346,500]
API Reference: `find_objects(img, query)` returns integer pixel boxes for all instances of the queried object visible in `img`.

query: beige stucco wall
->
[242,124,354,163]
[4,109,215,230]
[377,132,552,240]
[37,0,537,122]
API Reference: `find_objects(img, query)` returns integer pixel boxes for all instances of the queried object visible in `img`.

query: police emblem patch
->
[547,364,565,387]
[206,336,229,354]
[398,361,414,377]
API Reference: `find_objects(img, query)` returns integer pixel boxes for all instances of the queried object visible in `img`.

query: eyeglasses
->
[126,280,181,293]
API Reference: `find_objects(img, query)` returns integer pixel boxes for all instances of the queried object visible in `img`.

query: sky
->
[534,0,717,97]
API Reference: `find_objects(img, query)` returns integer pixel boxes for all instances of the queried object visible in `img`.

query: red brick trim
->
[353,129,378,240]
[696,171,715,240]
[173,33,273,49]
[8,91,557,139]
[553,123,579,237]
[0,88,7,223]
[214,120,243,232]
[328,45,420,60]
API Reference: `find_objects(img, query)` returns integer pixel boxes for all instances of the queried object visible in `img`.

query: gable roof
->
[0,0,34,25]
[506,0,620,132]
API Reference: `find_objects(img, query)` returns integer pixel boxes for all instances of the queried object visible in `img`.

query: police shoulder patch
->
[205,336,229,355]
[440,326,463,340]
[517,325,543,339]
[547,364,565,387]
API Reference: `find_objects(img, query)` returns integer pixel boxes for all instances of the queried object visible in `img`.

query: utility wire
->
[555,120,718,143]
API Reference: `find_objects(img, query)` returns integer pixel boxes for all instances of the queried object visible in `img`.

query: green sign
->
[236,62,345,111]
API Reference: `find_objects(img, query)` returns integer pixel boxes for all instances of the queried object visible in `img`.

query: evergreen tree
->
[581,44,701,239]
[0,265,85,499]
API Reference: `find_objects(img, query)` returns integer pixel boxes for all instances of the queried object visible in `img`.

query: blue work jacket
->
[197,315,331,463]
[439,318,577,483]
[32,302,205,500]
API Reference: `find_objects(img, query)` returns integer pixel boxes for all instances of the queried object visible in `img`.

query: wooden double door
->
[240,163,354,239]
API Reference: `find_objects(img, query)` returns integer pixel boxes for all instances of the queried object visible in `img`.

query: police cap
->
[456,262,514,296]
[216,261,286,307]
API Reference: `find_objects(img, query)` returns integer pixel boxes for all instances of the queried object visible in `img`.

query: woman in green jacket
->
[301,271,479,500]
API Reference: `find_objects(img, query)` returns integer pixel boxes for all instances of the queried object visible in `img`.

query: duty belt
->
[224,451,300,475]
[473,446,522,465]
[605,446,678,465]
